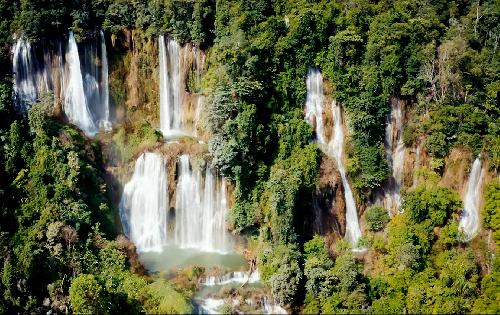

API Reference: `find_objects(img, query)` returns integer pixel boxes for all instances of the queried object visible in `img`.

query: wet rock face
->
[308,156,345,243]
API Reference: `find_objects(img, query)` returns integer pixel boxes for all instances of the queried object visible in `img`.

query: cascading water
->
[459,157,485,240]
[99,30,111,130]
[304,68,362,246]
[175,155,230,253]
[159,35,205,138]
[201,270,260,286]
[64,32,97,135]
[119,152,168,252]
[12,37,51,111]
[159,35,182,136]
[381,98,406,214]
[329,101,362,246]
[11,32,111,135]
[305,68,326,146]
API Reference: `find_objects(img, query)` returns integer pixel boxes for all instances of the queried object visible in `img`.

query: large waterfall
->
[158,35,205,138]
[12,32,111,135]
[381,98,406,215]
[329,101,362,245]
[120,153,230,253]
[459,157,485,240]
[175,155,230,253]
[304,68,361,246]
[305,68,326,146]
[64,32,96,134]
[120,152,168,252]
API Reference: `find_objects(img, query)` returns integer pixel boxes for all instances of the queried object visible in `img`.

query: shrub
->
[365,206,390,231]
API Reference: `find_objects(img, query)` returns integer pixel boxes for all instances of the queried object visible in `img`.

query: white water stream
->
[305,68,362,246]
[459,157,485,240]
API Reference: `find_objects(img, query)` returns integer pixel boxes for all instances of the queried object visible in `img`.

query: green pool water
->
[139,245,248,272]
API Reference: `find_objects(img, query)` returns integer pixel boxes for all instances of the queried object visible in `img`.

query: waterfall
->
[99,30,111,131]
[305,68,326,146]
[304,67,361,246]
[382,99,406,214]
[201,269,260,286]
[459,157,485,240]
[12,37,51,111]
[174,155,230,253]
[120,152,168,252]
[159,35,182,136]
[64,32,97,135]
[11,32,112,135]
[328,101,362,245]
[159,35,206,138]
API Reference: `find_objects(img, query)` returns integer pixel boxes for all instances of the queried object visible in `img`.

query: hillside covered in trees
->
[0,0,499,314]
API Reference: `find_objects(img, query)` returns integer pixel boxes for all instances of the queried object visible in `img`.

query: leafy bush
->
[365,206,390,232]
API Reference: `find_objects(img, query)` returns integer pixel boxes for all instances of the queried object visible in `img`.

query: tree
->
[365,206,390,231]
[69,274,109,314]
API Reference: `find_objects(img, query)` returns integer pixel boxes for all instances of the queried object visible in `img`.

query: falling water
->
[64,32,96,135]
[459,157,485,240]
[12,37,51,111]
[305,68,326,146]
[119,152,168,252]
[382,99,405,214]
[159,35,182,136]
[175,155,230,253]
[201,270,260,286]
[329,101,362,245]
[12,32,111,135]
[304,68,361,246]
[99,30,111,131]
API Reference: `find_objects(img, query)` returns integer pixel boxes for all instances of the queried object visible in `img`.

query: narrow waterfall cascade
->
[11,32,111,135]
[201,269,260,286]
[382,99,406,214]
[159,35,182,136]
[459,157,485,240]
[99,30,111,130]
[174,155,231,253]
[159,35,205,138]
[119,152,168,252]
[305,67,326,146]
[328,101,362,246]
[64,32,96,134]
[303,68,362,246]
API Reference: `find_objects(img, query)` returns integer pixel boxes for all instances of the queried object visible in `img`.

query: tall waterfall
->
[459,157,485,240]
[120,152,168,252]
[158,35,205,138]
[119,153,230,253]
[305,68,326,146]
[304,68,361,246]
[159,35,182,136]
[175,155,230,253]
[11,32,111,135]
[99,30,111,130]
[329,101,362,245]
[381,98,406,214]
[64,32,96,135]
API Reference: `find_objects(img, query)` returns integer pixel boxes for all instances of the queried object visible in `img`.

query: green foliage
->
[69,274,108,314]
[403,185,462,226]
[111,122,162,163]
[259,243,302,305]
[483,180,500,247]
[365,206,390,232]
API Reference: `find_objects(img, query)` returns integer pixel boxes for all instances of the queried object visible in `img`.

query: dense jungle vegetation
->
[0,0,498,313]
